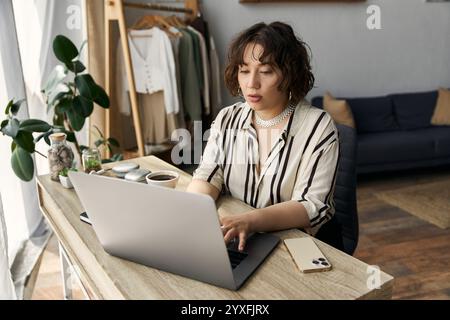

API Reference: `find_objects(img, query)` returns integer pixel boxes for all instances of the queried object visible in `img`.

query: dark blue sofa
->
[312,90,450,174]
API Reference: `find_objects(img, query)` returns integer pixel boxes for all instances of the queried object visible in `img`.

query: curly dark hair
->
[224,21,315,105]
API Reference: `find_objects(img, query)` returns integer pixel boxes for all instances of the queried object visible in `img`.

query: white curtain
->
[0,194,16,299]
[0,0,85,299]
[0,0,42,300]
[13,0,87,171]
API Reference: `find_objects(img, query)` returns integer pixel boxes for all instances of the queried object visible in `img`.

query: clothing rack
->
[104,0,199,157]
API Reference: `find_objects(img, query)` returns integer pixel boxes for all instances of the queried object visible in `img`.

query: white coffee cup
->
[145,170,179,189]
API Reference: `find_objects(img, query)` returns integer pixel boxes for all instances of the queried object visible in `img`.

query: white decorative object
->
[59,175,73,189]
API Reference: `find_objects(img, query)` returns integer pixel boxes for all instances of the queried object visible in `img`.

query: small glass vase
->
[48,133,74,181]
[82,148,102,173]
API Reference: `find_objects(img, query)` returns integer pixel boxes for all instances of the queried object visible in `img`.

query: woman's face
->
[238,43,288,112]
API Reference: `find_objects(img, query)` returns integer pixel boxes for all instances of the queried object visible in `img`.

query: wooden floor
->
[354,165,450,300]
[31,163,450,300]
[30,231,85,300]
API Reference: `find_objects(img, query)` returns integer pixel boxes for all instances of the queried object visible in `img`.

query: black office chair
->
[315,124,359,255]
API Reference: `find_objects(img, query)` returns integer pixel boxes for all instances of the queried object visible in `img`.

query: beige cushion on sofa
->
[323,92,356,128]
[431,88,450,126]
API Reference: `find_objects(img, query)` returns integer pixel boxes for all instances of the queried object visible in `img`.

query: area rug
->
[10,218,52,299]
[375,179,450,229]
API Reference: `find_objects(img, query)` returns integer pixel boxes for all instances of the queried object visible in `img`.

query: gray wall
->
[199,0,450,106]
[126,0,450,107]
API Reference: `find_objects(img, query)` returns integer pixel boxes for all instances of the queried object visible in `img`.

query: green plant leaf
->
[1,119,8,131]
[53,104,65,129]
[52,111,65,127]
[59,167,69,177]
[14,131,35,153]
[10,99,25,116]
[76,40,87,60]
[66,60,86,73]
[73,95,93,117]
[112,153,123,162]
[11,141,16,153]
[66,108,85,131]
[75,74,97,100]
[107,137,120,148]
[5,99,13,114]
[94,139,104,148]
[2,118,20,137]
[102,153,123,164]
[65,131,76,143]
[65,40,88,73]
[19,119,51,132]
[44,132,51,146]
[42,65,68,95]
[34,132,49,143]
[93,85,110,108]
[56,97,73,113]
[93,125,104,139]
[49,91,70,107]
[53,35,79,65]
[47,83,71,101]
[46,83,71,114]
[11,146,34,182]
[84,157,101,170]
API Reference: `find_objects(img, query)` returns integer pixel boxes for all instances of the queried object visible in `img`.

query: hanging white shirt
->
[117,27,180,115]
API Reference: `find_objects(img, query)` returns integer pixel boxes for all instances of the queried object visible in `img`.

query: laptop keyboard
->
[227,249,248,269]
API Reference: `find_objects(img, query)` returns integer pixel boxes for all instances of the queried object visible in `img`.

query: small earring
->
[288,91,292,101]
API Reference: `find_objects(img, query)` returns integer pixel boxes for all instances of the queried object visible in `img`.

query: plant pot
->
[59,175,73,189]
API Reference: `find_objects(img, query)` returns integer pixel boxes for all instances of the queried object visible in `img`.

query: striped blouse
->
[192,99,340,235]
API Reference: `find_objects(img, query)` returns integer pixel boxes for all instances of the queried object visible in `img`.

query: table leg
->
[59,242,72,300]
[58,242,90,300]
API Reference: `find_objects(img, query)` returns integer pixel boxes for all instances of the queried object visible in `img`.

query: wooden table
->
[37,156,394,299]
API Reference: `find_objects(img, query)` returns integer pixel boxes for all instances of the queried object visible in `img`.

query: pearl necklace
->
[255,104,296,128]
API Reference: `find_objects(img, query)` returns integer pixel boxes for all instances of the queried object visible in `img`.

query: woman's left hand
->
[220,213,255,251]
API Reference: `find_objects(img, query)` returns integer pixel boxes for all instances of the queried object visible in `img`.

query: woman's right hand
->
[220,213,255,252]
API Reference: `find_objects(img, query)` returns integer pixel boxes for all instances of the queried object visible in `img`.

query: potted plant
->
[58,167,77,189]
[82,148,102,173]
[0,35,122,182]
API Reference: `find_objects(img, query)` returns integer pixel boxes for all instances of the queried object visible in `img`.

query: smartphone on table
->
[284,237,332,273]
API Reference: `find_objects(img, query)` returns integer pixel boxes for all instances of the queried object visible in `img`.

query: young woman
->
[186,22,339,251]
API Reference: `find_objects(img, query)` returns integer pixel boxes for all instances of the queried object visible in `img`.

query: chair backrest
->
[315,124,359,255]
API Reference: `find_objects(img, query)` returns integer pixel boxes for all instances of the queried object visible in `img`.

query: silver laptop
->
[69,171,279,291]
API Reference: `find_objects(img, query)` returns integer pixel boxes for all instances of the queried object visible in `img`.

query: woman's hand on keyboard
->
[220,213,255,251]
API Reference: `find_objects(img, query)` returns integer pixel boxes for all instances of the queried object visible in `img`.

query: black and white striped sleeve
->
[291,115,340,233]
[192,108,228,192]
